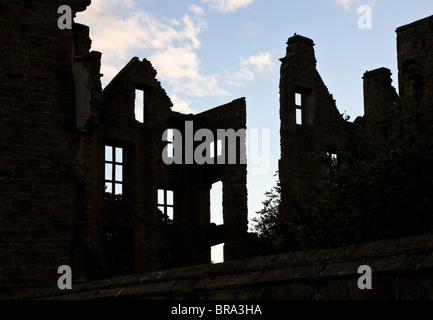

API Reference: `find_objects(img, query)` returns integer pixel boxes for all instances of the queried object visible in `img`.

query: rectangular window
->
[104,145,124,200]
[296,108,303,125]
[327,150,338,169]
[135,89,144,123]
[210,139,223,158]
[158,189,174,224]
[295,92,302,107]
[211,243,224,264]
[166,129,174,159]
[326,150,338,186]
[295,92,303,125]
[210,181,223,225]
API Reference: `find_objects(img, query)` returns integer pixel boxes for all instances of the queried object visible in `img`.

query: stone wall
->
[278,35,346,225]
[362,67,398,122]
[0,0,248,295]
[12,234,433,300]
[397,15,433,108]
[0,0,93,294]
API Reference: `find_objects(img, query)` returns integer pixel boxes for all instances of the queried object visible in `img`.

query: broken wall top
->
[101,57,173,122]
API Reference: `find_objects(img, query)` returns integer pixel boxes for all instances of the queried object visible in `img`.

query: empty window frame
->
[210,139,223,159]
[135,85,153,123]
[296,108,303,125]
[211,243,224,264]
[158,189,174,224]
[166,129,175,159]
[104,145,124,200]
[295,92,302,106]
[135,89,144,123]
[327,150,338,169]
[210,181,223,225]
[326,150,338,186]
[295,92,303,125]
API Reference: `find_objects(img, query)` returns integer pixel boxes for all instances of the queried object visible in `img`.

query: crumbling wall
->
[0,0,94,294]
[0,0,248,296]
[192,98,248,262]
[397,15,433,109]
[12,234,433,300]
[278,35,346,225]
[74,57,248,278]
[362,68,398,123]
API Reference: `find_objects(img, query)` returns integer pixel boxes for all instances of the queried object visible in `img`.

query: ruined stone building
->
[279,15,433,228]
[2,0,433,299]
[278,35,346,225]
[0,0,247,295]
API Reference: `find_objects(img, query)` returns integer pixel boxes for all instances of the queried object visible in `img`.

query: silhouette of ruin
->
[278,17,433,231]
[0,0,248,294]
[1,0,433,298]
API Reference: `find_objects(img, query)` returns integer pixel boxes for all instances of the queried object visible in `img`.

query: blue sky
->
[76,0,433,261]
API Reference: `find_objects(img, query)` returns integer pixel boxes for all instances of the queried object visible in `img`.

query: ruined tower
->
[73,54,248,278]
[278,35,345,225]
[396,15,433,118]
[278,16,433,232]
[0,0,96,294]
[362,68,398,122]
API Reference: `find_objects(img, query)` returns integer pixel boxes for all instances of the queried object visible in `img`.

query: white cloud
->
[76,0,265,114]
[224,67,255,87]
[189,4,205,16]
[334,0,375,11]
[334,0,359,10]
[202,0,254,13]
[170,94,195,114]
[241,52,275,77]
[221,53,275,88]
[75,0,232,112]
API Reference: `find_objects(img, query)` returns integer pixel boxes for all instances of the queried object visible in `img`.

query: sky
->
[76,0,433,262]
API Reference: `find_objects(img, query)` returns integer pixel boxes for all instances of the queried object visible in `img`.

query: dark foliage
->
[253,91,433,251]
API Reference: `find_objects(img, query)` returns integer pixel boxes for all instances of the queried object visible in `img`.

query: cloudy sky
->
[76,0,432,260]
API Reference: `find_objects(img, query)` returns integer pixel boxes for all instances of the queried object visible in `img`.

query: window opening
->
[295,92,303,125]
[295,92,302,107]
[135,89,144,123]
[296,108,303,125]
[210,139,223,158]
[326,149,338,186]
[211,243,224,264]
[104,145,124,200]
[210,181,223,225]
[327,150,338,169]
[166,129,174,159]
[158,189,174,224]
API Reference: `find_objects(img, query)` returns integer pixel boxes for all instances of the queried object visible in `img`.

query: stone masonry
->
[13,234,433,300]
[278,35,345,225]
[0,0,248,296]
[2,0,433,300]
[279,15,433,229]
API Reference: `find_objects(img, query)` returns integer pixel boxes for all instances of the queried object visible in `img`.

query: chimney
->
[363,67,397,121]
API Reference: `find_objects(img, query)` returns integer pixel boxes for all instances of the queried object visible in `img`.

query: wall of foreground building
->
[11,234,433,300]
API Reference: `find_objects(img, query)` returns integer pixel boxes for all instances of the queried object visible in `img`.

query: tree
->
[291,91,433,250]
[251,183,280,240]
[253,91,433,252]
[251,173,296,253]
